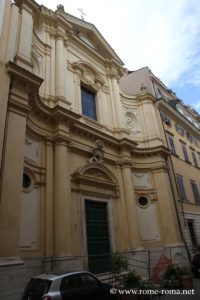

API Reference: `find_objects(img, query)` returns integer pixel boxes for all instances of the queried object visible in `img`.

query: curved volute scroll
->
[72,162,119,198]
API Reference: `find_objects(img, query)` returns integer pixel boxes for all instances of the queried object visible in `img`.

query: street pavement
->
[153,278,200,300]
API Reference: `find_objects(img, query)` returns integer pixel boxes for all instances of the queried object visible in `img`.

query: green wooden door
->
[85,200,110,274]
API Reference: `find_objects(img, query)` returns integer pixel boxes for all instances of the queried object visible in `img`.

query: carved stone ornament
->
[89,140,104,163]
[83,69,94,84]
[71,61,105,88]
[125,112,138,130]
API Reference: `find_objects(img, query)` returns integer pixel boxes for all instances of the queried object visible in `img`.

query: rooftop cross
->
[78,8,86,20]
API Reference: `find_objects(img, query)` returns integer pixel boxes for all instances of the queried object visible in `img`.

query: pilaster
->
[55,28,66,102]
[115,163,131,250]
[54,138,71,257]
[45,140,54,257]
[14,2,34,71]
[121,161,142,249]
[107,63,125,130]
[153,168,182,245]
[0,62,42,258]
[112,75,124,129]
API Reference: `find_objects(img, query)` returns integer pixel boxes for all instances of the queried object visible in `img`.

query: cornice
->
[6,61,43,92]
[105,59,126,79]
[35,5,73,32]
[137,92,156,103]
[61,13,124,66]
[132,145,170,157]
[6,61,43,117]
[156,98,200,136]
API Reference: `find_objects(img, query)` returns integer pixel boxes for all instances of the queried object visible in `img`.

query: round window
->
[23,173,31,189]
[138,196,148,207]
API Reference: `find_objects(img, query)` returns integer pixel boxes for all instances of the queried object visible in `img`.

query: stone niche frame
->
[71,162,119,198]
[71,162,118,269]
[69,61,107,115]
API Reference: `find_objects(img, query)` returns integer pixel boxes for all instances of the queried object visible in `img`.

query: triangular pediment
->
[62,12,124,65]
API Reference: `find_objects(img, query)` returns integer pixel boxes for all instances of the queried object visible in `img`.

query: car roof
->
[33,271,98,281]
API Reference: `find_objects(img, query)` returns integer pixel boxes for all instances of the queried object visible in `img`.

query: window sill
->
[179,199,189,203]
[171,153,179,158]
[184,160,191,165]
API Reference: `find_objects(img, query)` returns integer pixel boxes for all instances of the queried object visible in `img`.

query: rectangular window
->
[176,174,187,201]
[81,86,97,120]
[192,151,198,167]
[187,220,197,246]
[175,123,185,136]
[190,180,200,204]
[198,153,200,164]
[168,136,176,154]
[181,143,189,162]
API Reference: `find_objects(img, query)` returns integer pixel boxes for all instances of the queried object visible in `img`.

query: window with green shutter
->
[85,200,110,274]
[176,174,187,201]
[190,180,200,204]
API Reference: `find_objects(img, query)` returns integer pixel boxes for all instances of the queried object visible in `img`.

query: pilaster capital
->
[54,135,72,148]
[55,29,65,41]
[54,140,67,147]
[115,159,132,168]
[105,59,124,80]
[121,159,133,168]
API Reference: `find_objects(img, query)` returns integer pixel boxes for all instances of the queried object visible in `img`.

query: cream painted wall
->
[0,3,190,299]
[20,188,40,250]
[137,203,160,241]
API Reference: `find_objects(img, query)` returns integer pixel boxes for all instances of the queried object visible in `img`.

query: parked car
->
[191,253,200,278]
[21,271,117,300]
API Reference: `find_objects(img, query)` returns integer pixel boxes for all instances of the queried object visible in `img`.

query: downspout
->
[154,98,191,263]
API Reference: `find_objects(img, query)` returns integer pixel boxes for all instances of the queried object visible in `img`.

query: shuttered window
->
[181,143,189,162]
[192,151,198,167]
[168,136,176,154]
[190,180,200,204]
[176,174,187,201]
[187,220,198,245]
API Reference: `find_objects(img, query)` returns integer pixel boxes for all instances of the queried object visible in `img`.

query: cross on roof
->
[78,8,86,20]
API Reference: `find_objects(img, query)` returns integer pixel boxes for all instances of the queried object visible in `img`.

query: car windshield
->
[21,278,52,300]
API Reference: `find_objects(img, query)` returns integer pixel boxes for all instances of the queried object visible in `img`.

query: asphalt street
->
[152,278,200,300]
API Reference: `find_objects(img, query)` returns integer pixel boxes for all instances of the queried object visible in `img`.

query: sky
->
[36,0,200,113]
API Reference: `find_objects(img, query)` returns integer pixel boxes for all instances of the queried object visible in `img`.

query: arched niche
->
[72,163,119,198]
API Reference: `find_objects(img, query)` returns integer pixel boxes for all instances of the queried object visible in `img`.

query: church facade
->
[0,1,191,299]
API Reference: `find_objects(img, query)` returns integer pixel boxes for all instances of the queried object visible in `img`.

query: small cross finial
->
[78,8,86,20]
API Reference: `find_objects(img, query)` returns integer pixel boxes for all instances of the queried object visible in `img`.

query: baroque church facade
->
[0,1,195,299]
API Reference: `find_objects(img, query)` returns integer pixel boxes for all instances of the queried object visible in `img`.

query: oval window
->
[138,196,148,207]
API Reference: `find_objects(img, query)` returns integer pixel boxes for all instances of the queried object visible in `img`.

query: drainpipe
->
[154,98,191,263]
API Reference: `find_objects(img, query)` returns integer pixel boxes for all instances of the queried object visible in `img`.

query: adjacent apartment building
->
[0,1,197,299]
[120,67,200,258]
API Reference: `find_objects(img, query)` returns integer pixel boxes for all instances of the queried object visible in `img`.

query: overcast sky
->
[37,0,200,112]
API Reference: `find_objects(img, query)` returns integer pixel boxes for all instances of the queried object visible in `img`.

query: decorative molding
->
[72,162,119,197]
[124,109,140,135]
[71,61,105,88]
[73,162,118,184]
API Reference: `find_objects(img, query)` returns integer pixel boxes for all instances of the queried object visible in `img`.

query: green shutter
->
[85,200,110,274]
